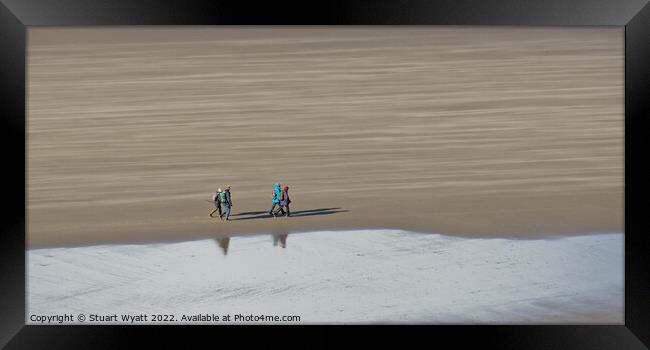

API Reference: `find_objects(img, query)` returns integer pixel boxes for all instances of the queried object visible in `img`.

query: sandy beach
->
[27,27,623,248]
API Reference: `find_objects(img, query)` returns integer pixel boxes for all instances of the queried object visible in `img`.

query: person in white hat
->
[209,188,222,218]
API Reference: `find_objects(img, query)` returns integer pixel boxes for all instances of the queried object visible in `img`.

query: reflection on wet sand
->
[273,233,288,248]
[215,232,289,255]
[215,237,230,255]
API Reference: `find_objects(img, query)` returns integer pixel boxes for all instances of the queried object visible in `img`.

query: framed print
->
[1,0,648,348]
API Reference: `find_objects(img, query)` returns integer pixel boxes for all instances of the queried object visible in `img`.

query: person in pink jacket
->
[279,185,291,217]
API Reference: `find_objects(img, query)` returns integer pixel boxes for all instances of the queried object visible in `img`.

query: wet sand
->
[27,27,623,248]
[27,230,624,324]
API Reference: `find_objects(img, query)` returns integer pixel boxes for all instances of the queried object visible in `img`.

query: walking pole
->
[206,200,220,218]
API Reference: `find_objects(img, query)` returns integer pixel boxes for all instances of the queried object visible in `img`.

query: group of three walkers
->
[210,183,291,221]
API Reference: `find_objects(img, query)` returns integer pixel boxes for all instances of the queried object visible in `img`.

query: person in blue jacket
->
[269,182,285,217]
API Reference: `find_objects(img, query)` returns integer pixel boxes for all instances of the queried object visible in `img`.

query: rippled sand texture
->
[27,27,623,247]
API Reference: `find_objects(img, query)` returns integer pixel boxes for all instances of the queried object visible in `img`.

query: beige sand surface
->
[27,27,623,248]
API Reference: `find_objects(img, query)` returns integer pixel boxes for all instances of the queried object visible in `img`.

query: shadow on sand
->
[230,211,268,217]
[230,207,347,221]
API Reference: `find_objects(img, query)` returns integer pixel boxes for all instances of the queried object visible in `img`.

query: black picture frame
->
[1,0,648,348]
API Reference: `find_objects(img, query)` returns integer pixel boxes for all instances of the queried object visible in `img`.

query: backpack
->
[278,190,285,202]
[219,191,228,204]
